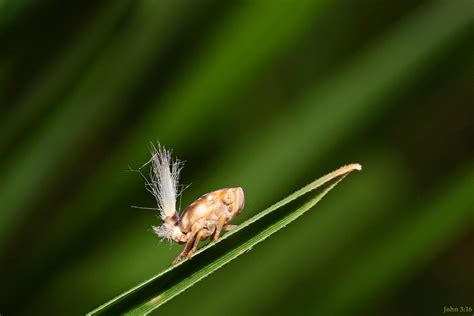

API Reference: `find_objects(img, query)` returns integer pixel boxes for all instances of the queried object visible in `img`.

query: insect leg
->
[187,229,206,259]
[211,215,228,241]
[172,223,201,265]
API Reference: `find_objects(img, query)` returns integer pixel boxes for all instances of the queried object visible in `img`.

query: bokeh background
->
[0,0,473,315]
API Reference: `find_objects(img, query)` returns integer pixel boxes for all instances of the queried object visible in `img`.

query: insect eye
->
[223,193,234,205]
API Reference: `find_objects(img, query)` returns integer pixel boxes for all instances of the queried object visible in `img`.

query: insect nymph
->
[143,143,245,265]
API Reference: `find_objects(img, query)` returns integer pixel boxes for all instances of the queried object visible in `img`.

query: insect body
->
[144,143,245,265]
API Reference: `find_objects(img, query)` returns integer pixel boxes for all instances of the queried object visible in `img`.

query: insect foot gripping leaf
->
[144,143,245,265]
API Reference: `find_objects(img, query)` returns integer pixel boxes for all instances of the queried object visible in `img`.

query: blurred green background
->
[0,0,473,315]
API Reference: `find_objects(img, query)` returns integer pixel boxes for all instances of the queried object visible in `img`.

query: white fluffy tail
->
[148,143,181,219]
[146,143,184,241]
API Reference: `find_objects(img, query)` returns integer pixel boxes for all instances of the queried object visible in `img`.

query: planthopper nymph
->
[140,143,245,265]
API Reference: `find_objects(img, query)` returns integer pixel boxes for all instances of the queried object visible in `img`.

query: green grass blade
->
[183,154,409,316]
[315,161,474,315]
[87,164,361,315]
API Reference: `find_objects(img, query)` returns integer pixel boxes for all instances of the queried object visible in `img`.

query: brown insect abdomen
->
[179,196,220,232]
